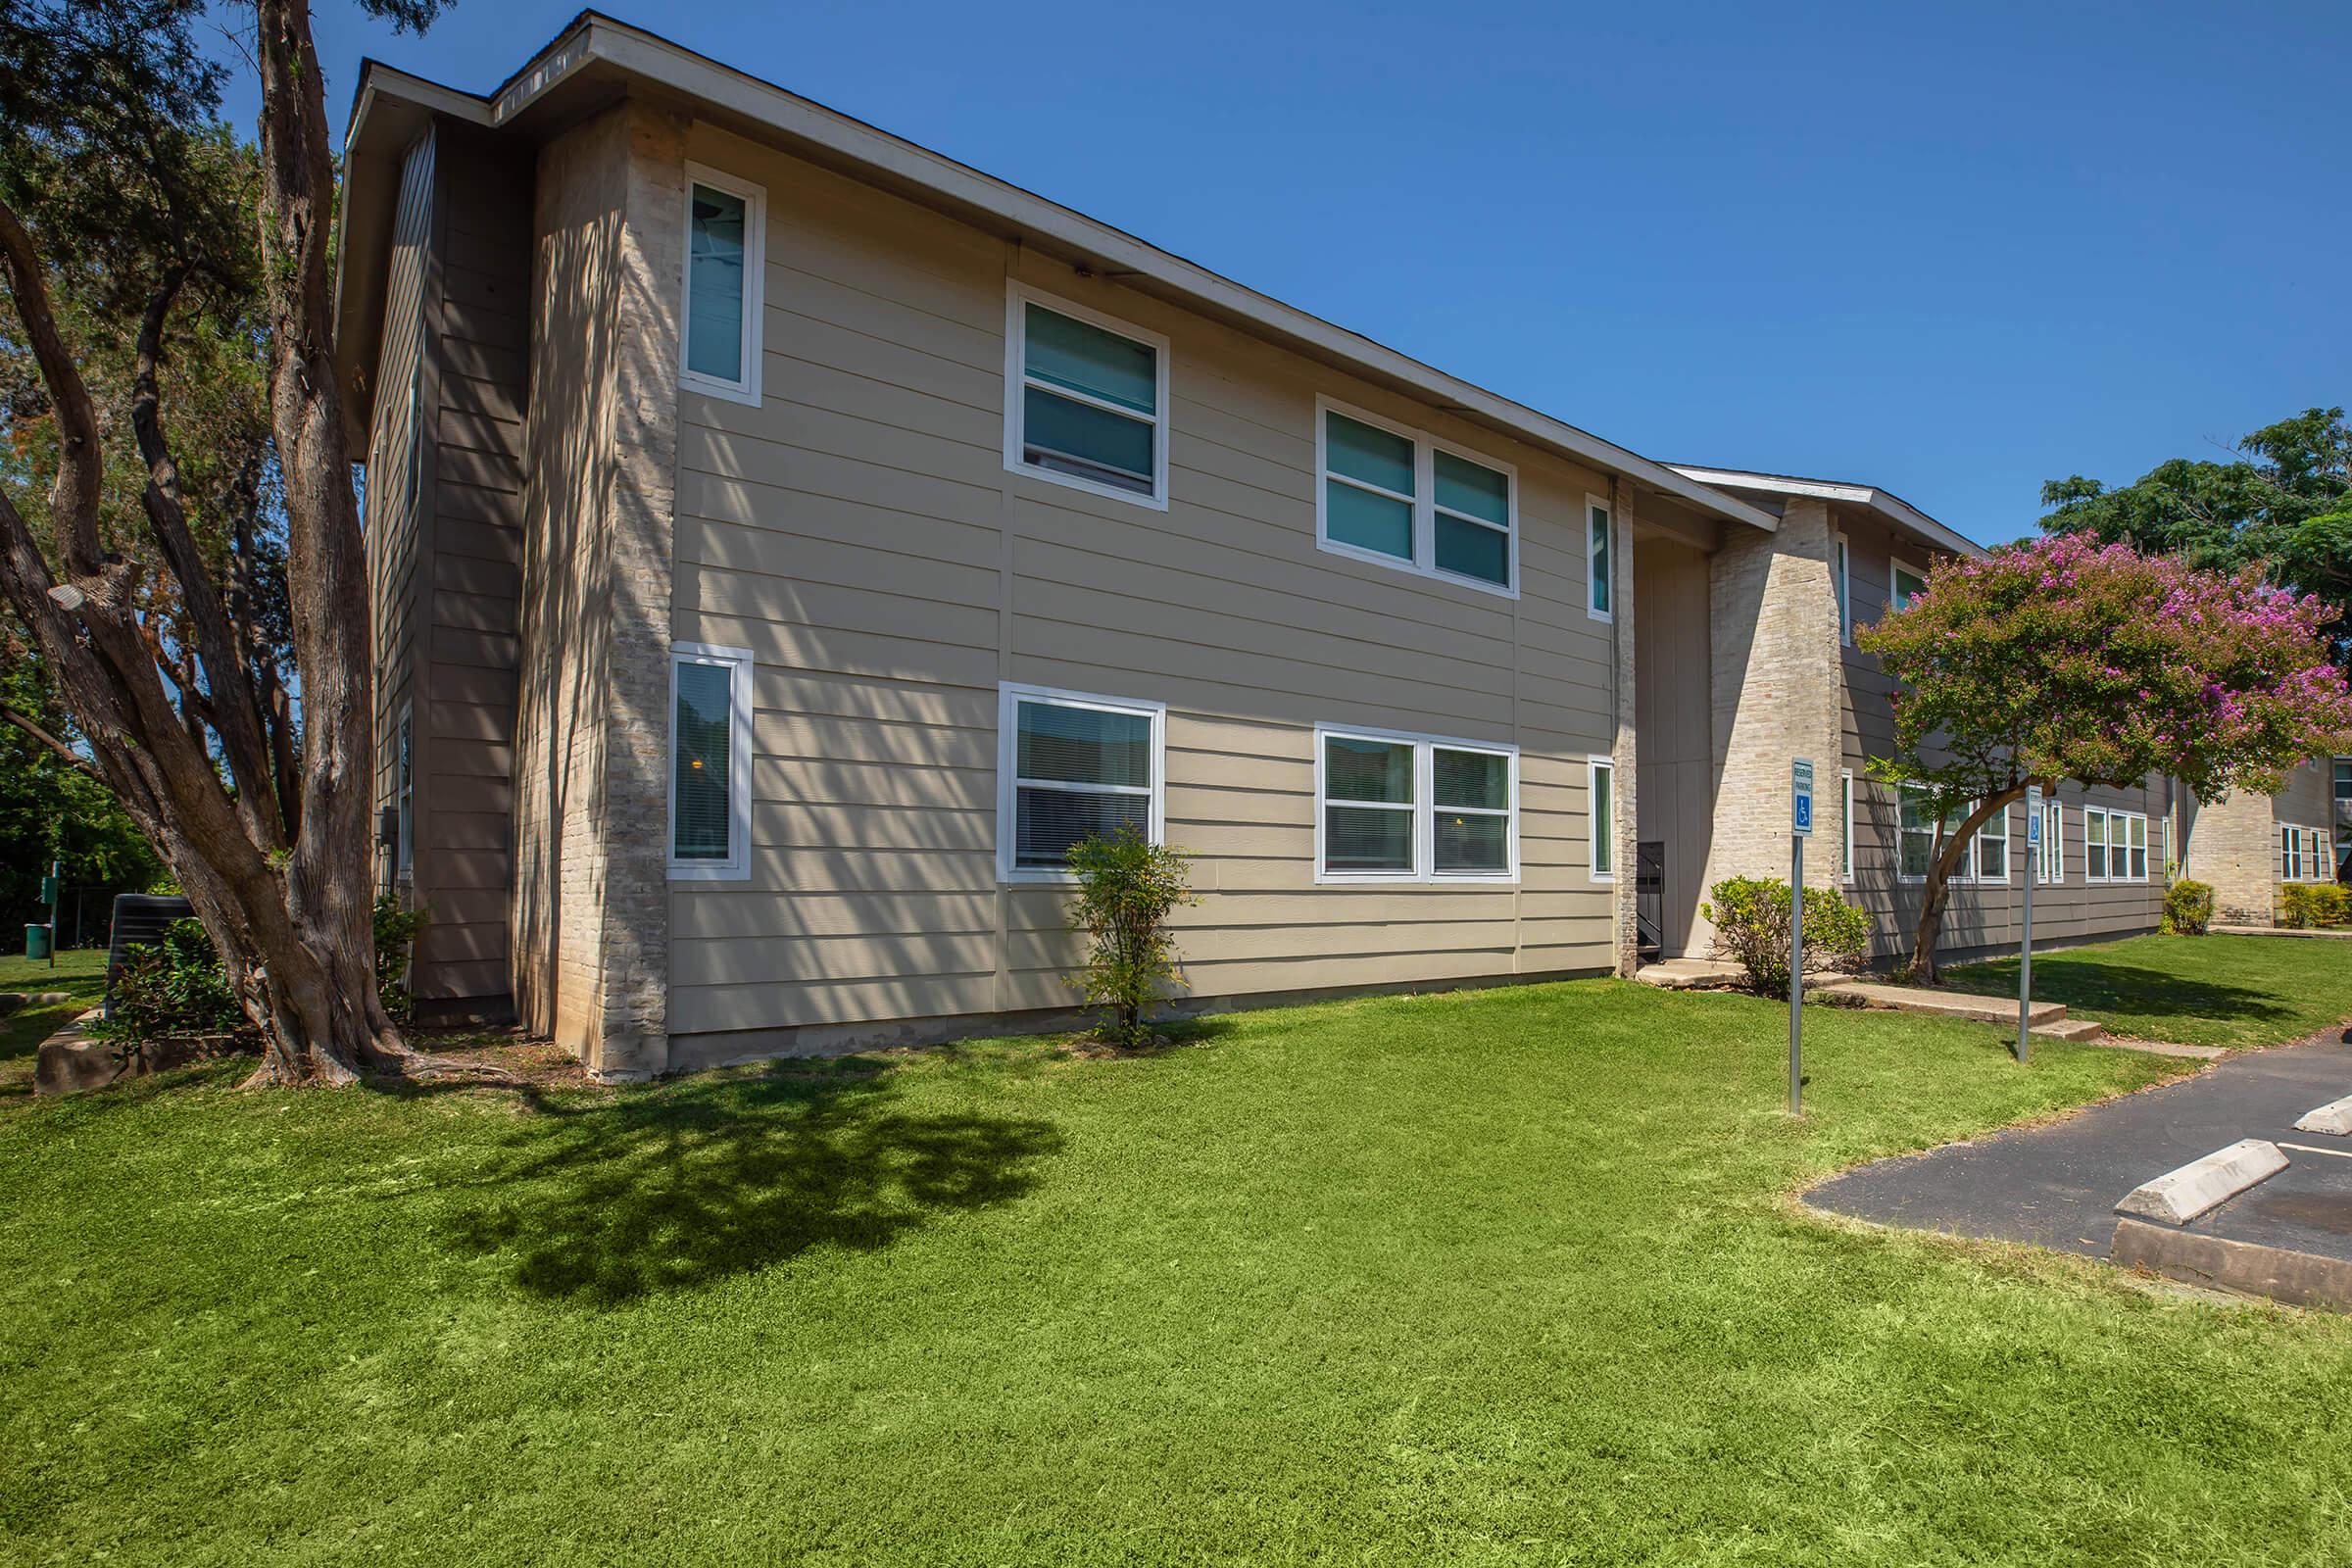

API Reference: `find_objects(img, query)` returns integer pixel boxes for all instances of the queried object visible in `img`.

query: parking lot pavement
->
[1805,1030,2352,1263]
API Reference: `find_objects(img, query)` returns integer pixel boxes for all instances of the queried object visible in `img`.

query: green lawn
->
[4,968,2350,1564]
[0,947,107,1101]
[1943,932,2352,1050]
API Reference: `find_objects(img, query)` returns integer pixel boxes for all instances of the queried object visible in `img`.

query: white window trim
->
[1833,532,1853,646]
[1312,395,1520,600]
[678,164,765,407]
[1889,555,1929,613]
[1973,803,2013,884]
[1311,722,1520,886]
[1004,282,1171,512]
[667,642,756,881]
[1587,755,1616,884]
[1840,769,1854,883]
[2036,800,2064,885]
[395,701,415,879]
[998,683,1167,884]
[2084,806,2111,883]
[2084,806,2149,885]
[2281,821,2330,883]
[1895,784,1990,885]
[1585,495,1613,622]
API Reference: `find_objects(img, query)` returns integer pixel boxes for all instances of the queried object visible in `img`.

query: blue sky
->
[215,0,2350,545]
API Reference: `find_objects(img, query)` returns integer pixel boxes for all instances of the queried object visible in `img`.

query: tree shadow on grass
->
[1938,957,2293,1025]
[430,1058,1062,1306]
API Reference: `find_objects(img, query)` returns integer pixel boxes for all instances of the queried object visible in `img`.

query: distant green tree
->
[0,659,161,930]
[2040,408,2352,666]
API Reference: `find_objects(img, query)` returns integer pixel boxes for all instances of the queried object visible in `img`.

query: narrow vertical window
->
[1006,287,1166,506]
[2282,825,2300,882]
[1589,757,1615,880]
[1588,502,1613,621]
[1840,769,1854,882]
[2038,801,2063,885]
[669,643,755,879]
[1322,734,1417,876]
[2085,808,2109,881]
[396,705,414,876]
[999,686,1164,879]
[2126,813,2148,881]
[679,166,765,404]
[1834,536,1852,644]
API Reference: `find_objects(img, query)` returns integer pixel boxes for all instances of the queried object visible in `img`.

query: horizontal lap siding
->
[664,124,1615,1047]
[1838,513,2165,959]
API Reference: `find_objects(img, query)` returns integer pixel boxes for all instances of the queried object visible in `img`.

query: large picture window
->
[1315,724,1518,883]
[679,166,765,404]
[669,643,755,879]
[999,685,1165,880]
[1004,286,1168,508]
[1315,398,1517,594]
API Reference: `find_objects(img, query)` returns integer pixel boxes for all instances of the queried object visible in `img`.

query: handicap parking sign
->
[1792,759,1814,837]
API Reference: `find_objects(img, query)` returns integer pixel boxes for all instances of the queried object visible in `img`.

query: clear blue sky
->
[212,0,2350,546]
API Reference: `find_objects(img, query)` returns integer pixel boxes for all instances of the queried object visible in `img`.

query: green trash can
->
[24,923,51,961]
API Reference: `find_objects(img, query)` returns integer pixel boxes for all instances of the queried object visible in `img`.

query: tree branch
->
[0,194,105,578]
[0,703,106,785]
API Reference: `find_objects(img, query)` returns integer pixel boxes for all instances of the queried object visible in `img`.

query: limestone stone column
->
[1610,478,1641,977]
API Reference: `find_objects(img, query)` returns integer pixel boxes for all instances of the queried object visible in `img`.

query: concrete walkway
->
[1805,1030,2352,1263]
[1633,960,2118,1045]
[2212,924,2352,941]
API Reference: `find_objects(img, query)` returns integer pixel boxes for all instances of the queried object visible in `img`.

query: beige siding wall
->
[1631,536,1713,955]
[1837,510,2167,960]
[662,122,1617,1055]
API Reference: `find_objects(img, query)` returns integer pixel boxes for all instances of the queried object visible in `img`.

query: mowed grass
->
[0,947,107,1101]
[4,975,2351,1565]
[1943,932,2352,1050]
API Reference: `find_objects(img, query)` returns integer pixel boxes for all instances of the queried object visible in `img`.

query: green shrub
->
[1701,877,1872,997]
[2164,879,2216,936]
[2279,883,2318,928]
[1062,825,1197,1047]
[2314,883,2352,927]
[374,894,430,1024]
[85,918,244,1045]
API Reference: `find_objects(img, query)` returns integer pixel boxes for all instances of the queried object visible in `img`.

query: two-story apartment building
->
[338,12,2297,1079]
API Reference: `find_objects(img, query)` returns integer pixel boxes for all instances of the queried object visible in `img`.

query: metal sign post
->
[1790,759,1814,1116]
[2019,788,2039,1063]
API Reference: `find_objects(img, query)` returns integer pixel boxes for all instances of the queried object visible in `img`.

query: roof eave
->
[1666,465,1980,559]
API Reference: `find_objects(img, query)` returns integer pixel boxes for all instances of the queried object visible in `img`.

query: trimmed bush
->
[1702,877,1872,997]
[2280,883,2319,928]
[85,918,243,1045]
[2163,879,2216,936]
[2315,883,2352,927]
[1063,825,1197,1047]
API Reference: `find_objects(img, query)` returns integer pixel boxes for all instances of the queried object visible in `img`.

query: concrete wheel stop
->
[2114,1139,2289,1226]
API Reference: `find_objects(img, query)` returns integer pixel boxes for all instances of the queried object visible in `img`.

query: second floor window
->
[680,166,764,404]
[1316,399,1516,594]
[1006,288,1167,507]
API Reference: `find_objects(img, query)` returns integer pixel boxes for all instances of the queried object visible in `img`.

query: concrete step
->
[2032,1017,2107,1044]
[1816,979,2069,1028]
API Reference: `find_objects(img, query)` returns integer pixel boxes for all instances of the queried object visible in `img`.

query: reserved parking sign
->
[1792,759,1814,837]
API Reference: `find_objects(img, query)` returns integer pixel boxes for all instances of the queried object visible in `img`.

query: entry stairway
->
[1634,958,2106,1043]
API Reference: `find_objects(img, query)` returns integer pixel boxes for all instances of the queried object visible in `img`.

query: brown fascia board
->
[333,10,1779,532]
[1665,465,1983,560]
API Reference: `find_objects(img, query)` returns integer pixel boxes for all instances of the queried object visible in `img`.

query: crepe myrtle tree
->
[1857,534,2352,982]
[0,0,464,1085]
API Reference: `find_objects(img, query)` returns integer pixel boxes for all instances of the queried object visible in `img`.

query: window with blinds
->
[1316,725,1517,883]
[669,644,753,879]
[999,686,1164,879]
[1006,288,1166,506]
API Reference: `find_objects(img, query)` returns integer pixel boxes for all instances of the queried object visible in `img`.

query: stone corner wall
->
[2191,787,2279,926]
[511,97,685,1082]
[1701,497,1843,920]
[1609,480,1641,977]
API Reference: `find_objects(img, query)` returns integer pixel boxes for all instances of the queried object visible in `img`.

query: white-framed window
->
[1833,534,1852,645]
[1896,785,1939,881]
[2086,808,2147,883]
[2036,799,2063,885]
[1973,804,2011,882]
[2281,824,2328,883]
[679,165,765,405]
[1004,283,1169,510]
[1588,756,1615,883]
[1586,497,1611,619]
[2336,759,2351,803]
[998,684,1166,882]
[1313,724,1519,884]
[1314,396,1518,596]
[1840,769,1854,882]
[395,703,414,877]
[1889,557,1928,612]
[668,642,756,880]
[2319,830,2334,883]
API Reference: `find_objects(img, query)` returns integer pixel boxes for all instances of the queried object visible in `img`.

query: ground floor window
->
[669,643,756,879]
[1589,756,1614,882]
[999,683,1165,881]
[2036,800,2063,884]
[395,703,414,877]
[2279,824,2331,883]
[2085,807,2148,883]
[1840,770,1854,883]
[1973,803,2010,882]
[1315,724,1518,884]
